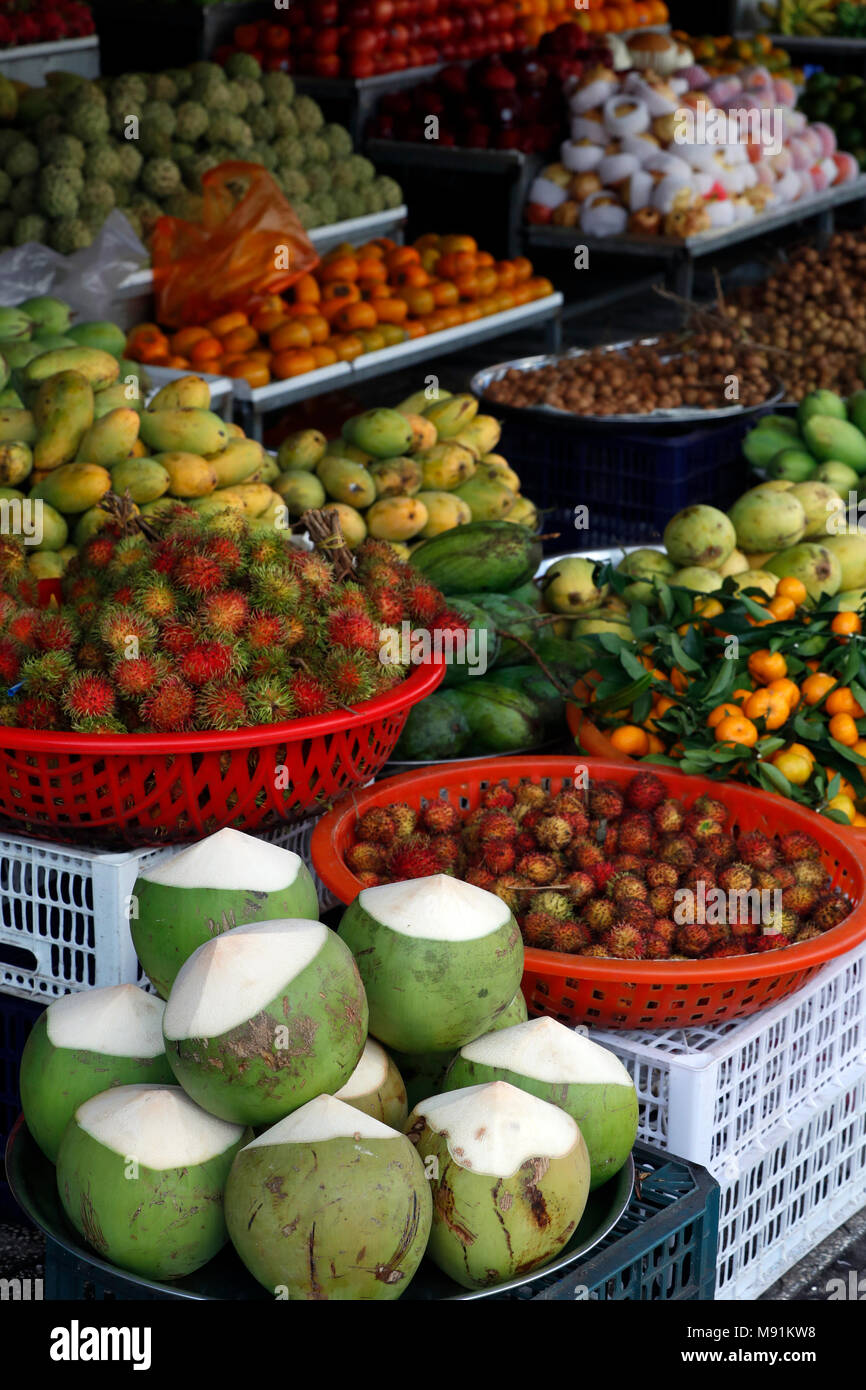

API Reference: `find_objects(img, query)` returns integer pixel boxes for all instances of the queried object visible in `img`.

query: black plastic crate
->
[500,412,754,553]
[0,992,40,1220]
[42,1142,718,1301]
[92,1,267,74]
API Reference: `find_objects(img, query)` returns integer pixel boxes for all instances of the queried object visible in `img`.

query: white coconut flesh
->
[415,1081,578,1177]
[359,874,509,941]
[74,1084,245,1168]
[163,919,328,1041]
[459,1017,633,1087]
[243,1094,399,1149]
[46,984,165,1057]
[140,827,305,892]
[335,1038,390,1101]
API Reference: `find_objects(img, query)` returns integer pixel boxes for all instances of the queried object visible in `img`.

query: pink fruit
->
[833,151,859,183]
[811,121,837,158]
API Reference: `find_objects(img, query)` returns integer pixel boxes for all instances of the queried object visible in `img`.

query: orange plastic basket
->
[0,662,443,850]
[311,756,866,1030]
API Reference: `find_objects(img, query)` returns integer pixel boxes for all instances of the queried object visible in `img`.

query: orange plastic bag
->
[150,162,319,328]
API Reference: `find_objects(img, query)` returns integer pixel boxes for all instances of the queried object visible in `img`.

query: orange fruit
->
[801,672,835,706]
[825,687,865,718]
[747,649,787,684]
[853,739,866,761]
[670,669,689,693]
[609,725,650,757]
[766,678,801,711]
[732,687,754,706]
[714,714,759,748]
[647,733,666,754]
[655,695,676,716]
[744,689,790,731]
[787,742,816,765]
[767,595,796,621]
[774,576,808,606]
[707,702,742,729]
[832,611,862,638]
[828,712,859,746]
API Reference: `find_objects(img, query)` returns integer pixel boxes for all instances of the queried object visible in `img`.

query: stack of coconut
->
[21,829,638,1299]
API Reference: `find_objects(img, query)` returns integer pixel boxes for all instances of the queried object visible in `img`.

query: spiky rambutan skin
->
[109,585,135,607]
[580,944,610,958]
[160,620,197,657]
[245,676,296,726]
[516,852,558,885]
[98,605,156,657]
[63,673,116,722]
[548,921,592,954]
[601,923,646,960]
[20,649,73,694]
[180,641,241,688]
[711,944,744,958]
[387,835,441,880]
[564,870,595,906]
[174,551,228,596]
[357,806,397,846]
[609,873,648,905]
[653,919,677,946]
[288,671,332,716]
[322,649,380,706]
[692,794,728,825]
[81,534,117,570]
[571,839,603,871]
[550,789,585,815]
[621,901,654,933]
[654,799,685,834]
[112,655,169,699]
[465,864,496,891]
[585,898,616,934]
[718,862,754,893]
[684,813,723,844]
[646,862,678,890]
[779,831,822,863]
[771,865,796,891]
[522,910,558,949]
[482,785,517,812]
[659,835,695,869]
[285,550,333,600]
[195,682,250,732]
[421,801,461,834]
[402,577,444,626]
[649,886,675,917]
[491,873,527,914]
[430,834,461,870]
[700,833,735,868]
[326,606,380,655]
[479,810,518,843]
[140,676,196,732]
[368,587,405,627]
[200,589,250,637]
[613,853,646,875]
[589,861,616,893]
[346,841,385,874]
[136,577,180,623]
[588,782,624,820]
[389,803,419,840]
[596,822,619,858]
[245,611,285,654]
[645,932,673,960]
[625,770,666,811]
[676,923,711,958]
[7,608,40,649]
[532,891,571,921]
[483,841,515,875]
[684,864,717,894]
[515,782,548,811]
[514,830,537,857]
[704,922,731,947]
[0,638,20,683]
[795,924,823,943]
[14,695,59,730]
[812,895,850,931]
[782,884,817,916]
[792,860,829,891]
[534,815,572,850]
[34,611,78,653]
[730,916,756,941]
[736,830,777,870]
[754,933,786,954]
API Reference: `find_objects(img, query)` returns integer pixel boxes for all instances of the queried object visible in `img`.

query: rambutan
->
[585,898,615,934]
[649,885,675,917]
[430,834,461,870]
[81,534,116,570]
[812,894,850,931]
[7,608,40,649]
[613,853,646,875]
[590,860,617,892]
[63,673,116,723]
[390,803,419,839]
[483,785,517,812]
[287,671,332,716]
[478,811,518,844]
[196,682,250,732]
[421,801,461,834]
[532,891,571,920]
[782,884,817,917]
[180,641,241,688]
[548,921,591,954]
[98,606,156,658]
[515,783,548,810]
[685,812,723,843]
[77,642,106,671]
[711,944,743,958]
[736,830,777,870]
[355,871,381,890]
[535,815,572,850]
[608,873,648,905]
[588,781,624,819]
[290,551,334,600]
[322,649,380,706]
[14,694,59,730]
[792,860,829,890]
[700,833,735,867]
[140,677,196,732]
[522,910,558,949]
[134,576,178,622]
[659,835,696,869]
[625,770,666,811]
[779,831,821,863]
[368,588,405,626]
[718,862,753,893]
[646,862,678,890]
[653,919,677,946]
[388,835,441,880]
[692,794,728,824]
[572,840,602,870]
[201,589,250,636]
[653,799,685,834]
[345,842,385,874]
[466,864,496,891]
[515,830,539,858]
[245,676,296,726]
[402,577,444,625]
[0,637,20,683]
[203,534,244,572]
[794,924,823,943]
[327,606,380,655]
[564,870,594,906]
[356,807,397,846]
[617,818,652,856]
[771,865,796,891]
[491,873,527,914]
[245,611,285,653]
[516,852,558,885]
[174,551,228,596]
[645,932,673,960]
[675,923,711,958]
[601,922,646,960]
[621,901,654,933]
[112,655,168,699]
[753,933,786,954]
[580,944,609,958]
[550,789,586,816]
[250,564,302,615]
[159,620,197,656]
[483,841,515,875]
[34,611,78,653]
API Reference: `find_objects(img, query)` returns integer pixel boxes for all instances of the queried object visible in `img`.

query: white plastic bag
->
[0,211,147,321]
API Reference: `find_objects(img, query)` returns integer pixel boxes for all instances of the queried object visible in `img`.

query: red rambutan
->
[246,677,296,726]
[322,649,380,706]
[522,910,558,949]
[180,642,240,688]
[402,578,444,625]
[779,831,821,864]
[600,922,646,960]
[140,677,196,732]
[515,782,548,810]
[327,606,380,655]
[288,671,333,717]
[388,835,442,881]
[483,841,515,874]
[693,793,728,825]
[345,842,384,874]
[483,785,517,812]
[196,682,250,732]
[653,799,685,834]
[113,655,167,699]
[290,551,334,600]
[356,807,397,846]
[585,898,616,934]
[466,864,496,891]
[201,589,250,637]
[174,552,227,596]
[63,673,116,723]
[430,833,461,870]
[617,818,652,856]
[625,770,666,811]
[535,815,572,851]
[479,810,519,843]
[564,870,594,905]
[588,781,624,819]
[590,861,617,892]
[390,803,419,839]
[646,862,678,890]
[0,637,19,683]
[718,862,754,893]
[548,921,592,954]
[7,609,40,649]
[675,923,711,957]
[516,852,558,885]
[659,834,696,869]
[421,801,461,834]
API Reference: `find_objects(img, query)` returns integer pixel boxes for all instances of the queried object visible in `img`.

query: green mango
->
[18,296,71,337]
[767,449,816,482]
[24,501,68,553]
[139,408,228,457]
[32,463,112,515]
[847,389,866,437]
[276,429,327,472]
[0,408,36,444]
[797,390,847,428]
[33,370,94,472]
[0,308,33,343]
[743,423,806,470]
[0,442,31,487]
[393,689,472,761]
[24,347,119,391]
[76,409,141,467]
[273,469,326,514]
[0,389,22,409]
[66,321,128,359]
[110,458,171,505]
[802,415,866,473]
[93,382,143,418]
[451,682,545,752]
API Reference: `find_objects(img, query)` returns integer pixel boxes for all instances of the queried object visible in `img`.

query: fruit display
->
[338,769,854,958]
[0,55,401,251]
[0,0,94,47]
[799,73,866,172]
[743,387,866,482]
[17,832,640,1294]
[759,0,866,38]
[526,58,859,236]
[365,34,607,153]
[272,398,541,555]
[670,31,799,80]
[125,237,555,387]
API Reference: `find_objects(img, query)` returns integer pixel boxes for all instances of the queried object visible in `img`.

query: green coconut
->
[407,1080,590,1290]
[334,1037,408,1128]
[163,919,367,1126]
[56,1084,249,1279]
[131,827,319,998]
[443,1016,637,1189]
[337,874,523,1053]
[19,984,173,1163]
[391,988,529,1110]
[225,1094,431,1300]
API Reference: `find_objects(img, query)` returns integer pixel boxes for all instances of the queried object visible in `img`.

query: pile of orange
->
[125,235,555,388]
[516,0,668,44]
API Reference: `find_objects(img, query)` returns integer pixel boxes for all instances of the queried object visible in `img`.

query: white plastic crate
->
[0,819,337,1003]
[714,1062,866,1300]
[588,939,866,1170]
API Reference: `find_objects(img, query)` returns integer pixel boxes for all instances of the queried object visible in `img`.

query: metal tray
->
[471,338,785,428]
[5,1114,633,1302]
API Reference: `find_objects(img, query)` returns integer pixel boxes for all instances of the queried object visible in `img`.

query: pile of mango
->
[273,389,538,554]
[0,294,284,577]
[744,389,866,490]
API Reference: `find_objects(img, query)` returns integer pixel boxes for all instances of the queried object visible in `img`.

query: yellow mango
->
[33,370,94,470]
[205,438,264,488]
[76,408,141,467]
[149,375,212,410]
[156,451,218,498]
[25,347,119,390]
[139,407,229,456]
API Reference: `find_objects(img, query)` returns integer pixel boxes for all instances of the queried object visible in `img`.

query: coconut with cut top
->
[163,919,367,1126]
[131,828,319,999]
[442,1016,637,1189]
[20,984,173,1163]
[55,1084,250,1280]
[334,1037,407,1128]
[406,1080,590,1290]
[391,988,529,1111]
[225,1094,431,1300]
[337,874,522,1053]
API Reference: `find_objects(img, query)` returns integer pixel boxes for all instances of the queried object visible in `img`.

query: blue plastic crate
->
[42,1142,718,1302]
[499,413,753,552]
[0,991,41,1220]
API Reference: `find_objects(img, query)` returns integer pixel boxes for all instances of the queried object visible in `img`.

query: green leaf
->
[828,737,865,762]
[827,772,842,799]
[823,808,853,826]
[670,632,702,673]
[620,649,647,682]
[757,762,793,797]
[659,584,674,624]
[629,602,649,638]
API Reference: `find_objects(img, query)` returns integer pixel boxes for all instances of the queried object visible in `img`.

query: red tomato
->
[348,54,376,77]
[310,0,338,23]
[313,54,340,76]
[371,0,395,21]
[234,23,260,50]
[388,22,409,46]
[313,28,338,52]
[264,23,289,51]
[349,3,373,25]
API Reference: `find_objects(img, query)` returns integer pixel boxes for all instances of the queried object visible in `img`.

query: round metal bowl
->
[5,1115,634,1301]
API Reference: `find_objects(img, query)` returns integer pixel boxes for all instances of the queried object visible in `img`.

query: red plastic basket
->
[0,662,443,849]
[311,756,866,1030]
